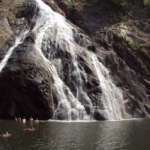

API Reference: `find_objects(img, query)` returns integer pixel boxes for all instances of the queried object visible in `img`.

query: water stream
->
[0,31,28,72]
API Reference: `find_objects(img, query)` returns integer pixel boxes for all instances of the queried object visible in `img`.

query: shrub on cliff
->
[144,0,150,5]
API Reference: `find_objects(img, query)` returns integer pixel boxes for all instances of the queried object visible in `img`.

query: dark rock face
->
[0,68,53,120]
[93,109,105,120]
[0,38,54,119]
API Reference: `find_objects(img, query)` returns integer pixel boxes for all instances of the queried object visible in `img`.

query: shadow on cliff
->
[55,0,150,35]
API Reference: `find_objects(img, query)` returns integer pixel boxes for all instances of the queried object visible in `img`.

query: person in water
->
[15,117,26,124]
[1,131,12,138]
[15,117,18,122]
[23,117,36,132]
[30,117,34,123]
[18,117,22,123]
[22,118,26,124]
[24,127,35,132]
[34,118,40,124]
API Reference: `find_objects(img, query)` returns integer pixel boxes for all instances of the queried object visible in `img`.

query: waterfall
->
[0,0,125,120]
[33,0,90,120]
[0,31,28,72]
[32,0,125,120]
[90,53,124,120]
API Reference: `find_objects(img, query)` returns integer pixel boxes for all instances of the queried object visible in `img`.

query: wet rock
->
[0,36,54,120]
[71,109,78,120]
[54,102,70,120]
[93,109,105,120]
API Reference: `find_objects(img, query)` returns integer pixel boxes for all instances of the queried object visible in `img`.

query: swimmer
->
[22,118,26,124]
[1,131,12,138]
[34,118,40,124]
[24,127,35,132]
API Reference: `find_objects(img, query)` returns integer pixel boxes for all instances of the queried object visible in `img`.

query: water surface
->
[0,120,150,150]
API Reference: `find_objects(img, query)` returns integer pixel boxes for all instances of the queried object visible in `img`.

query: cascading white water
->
[0,31,28,72]
[33,0,125,120]
[33,0,92,112]
[0,0,125,120]
[89,53,124,120]
[33,0,90,120]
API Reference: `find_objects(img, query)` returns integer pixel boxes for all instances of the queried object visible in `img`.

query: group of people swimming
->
[15,117,40,124]
[1,117,40,138]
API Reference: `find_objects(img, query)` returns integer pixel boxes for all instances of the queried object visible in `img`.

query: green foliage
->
[144,0,150,5]
[111,0,150,6]
[111,0,129,6]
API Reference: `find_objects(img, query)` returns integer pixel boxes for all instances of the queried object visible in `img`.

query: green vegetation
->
[111,0,150,6]
[144,0,150,5]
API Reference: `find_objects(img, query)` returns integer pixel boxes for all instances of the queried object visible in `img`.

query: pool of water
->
[0,119,150,150]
